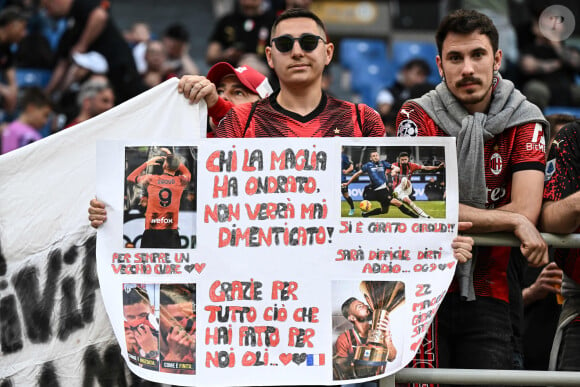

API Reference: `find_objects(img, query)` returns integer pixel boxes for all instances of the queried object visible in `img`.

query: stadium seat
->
[543,106,580,118]
[350,60,396,107]
[15,68,52,88]
[339,38,388,70]
[391,40,440,85]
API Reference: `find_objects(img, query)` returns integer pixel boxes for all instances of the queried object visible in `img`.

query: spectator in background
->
[540,120,580,372]
[376,59,433,130]
[206,0,275,67]
[0,6,29,116]
[123,21,152,75]
[272,0,313,14]
[521,112,576,371]
[42,0,146,103]
[178,61,272,135]
[522,260,563,371]
[283,0,313,10]
[519,7,580,111]
[161,23,198,78]
[65,76,114,127]
[142,40,169,88]
[546,113,576,148]
[424,177,444,201]
[1,87,52,154]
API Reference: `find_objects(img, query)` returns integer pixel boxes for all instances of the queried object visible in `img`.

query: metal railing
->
[377,232,580,386]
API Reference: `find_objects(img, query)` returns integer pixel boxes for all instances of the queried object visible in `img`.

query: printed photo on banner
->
[332,280,405,381]
[340,145,446,219]
[123,283,160,371]
[159,284,197,375]
[123,146,198,249]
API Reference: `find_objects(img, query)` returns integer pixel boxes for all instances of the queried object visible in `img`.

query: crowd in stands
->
[0,0,578,154]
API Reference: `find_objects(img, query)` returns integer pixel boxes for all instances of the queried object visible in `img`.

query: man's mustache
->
[456,77,482,87]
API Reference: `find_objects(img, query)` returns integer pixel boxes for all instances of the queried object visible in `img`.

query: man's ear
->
[494,49,503,71]
[436,55,444,78]
[265,46,275,70]
[325,42,334,66]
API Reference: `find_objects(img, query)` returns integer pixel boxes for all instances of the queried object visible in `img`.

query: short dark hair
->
[123,286,151,306]
[0,6,27,28]
[19,87,52,110]
[164,154,181,171]
[403,58,431,76]
[546,114,575,131]
[435,9,499,56]
[341,297,358,319]
[160,284,195,307]
[164,23,189,42]
[398,151,410,159]
[271,8,327,40]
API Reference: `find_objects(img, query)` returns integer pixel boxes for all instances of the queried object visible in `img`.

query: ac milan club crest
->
[490,153,503,175]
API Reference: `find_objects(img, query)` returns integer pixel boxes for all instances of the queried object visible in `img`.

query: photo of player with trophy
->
[332,280,406,380]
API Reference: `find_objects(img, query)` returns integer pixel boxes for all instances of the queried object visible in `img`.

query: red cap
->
[207,62,273,99]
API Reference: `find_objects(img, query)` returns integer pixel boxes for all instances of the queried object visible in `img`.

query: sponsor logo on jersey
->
[526,123,546,153]
[487,186,507,203]
[151,217,173,224]
[490,153,503,175]
[398,119,418,137]
[545,159,556,181]
[400,108,414,119]
[552,138,564,150]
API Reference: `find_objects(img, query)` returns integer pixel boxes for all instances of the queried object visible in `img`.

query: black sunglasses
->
[271,33,327,53]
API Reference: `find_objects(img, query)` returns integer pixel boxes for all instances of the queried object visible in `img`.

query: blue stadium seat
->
[391,40,440,85]
[15,68,53,88]
[339,38,388,70]
[543,106,580,118]
[350,60,396,106]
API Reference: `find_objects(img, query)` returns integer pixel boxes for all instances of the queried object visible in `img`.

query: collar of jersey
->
[268,89,327,123]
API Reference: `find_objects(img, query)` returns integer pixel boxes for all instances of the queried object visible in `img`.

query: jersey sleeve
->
[544,123,580,201]
[360,104,385,137]
[177,164,192,185]
[127,162,148,184]
[215,104,250,138]
[410,163,423,173]
[208,97,235,127]
[396,101,431,137]
[511,122,546,173]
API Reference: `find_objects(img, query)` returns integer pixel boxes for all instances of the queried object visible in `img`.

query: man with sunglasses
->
[204,8,385,138]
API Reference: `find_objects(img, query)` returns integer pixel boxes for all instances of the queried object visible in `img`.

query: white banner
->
[96,136,458,386]
[0,79,205,385]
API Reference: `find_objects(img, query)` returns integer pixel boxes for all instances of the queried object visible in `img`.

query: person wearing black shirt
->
[43,0,146,103]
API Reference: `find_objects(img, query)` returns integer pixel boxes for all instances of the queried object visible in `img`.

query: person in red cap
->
[178,61,272,131]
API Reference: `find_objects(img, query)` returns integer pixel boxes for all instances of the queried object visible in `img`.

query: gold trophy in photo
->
[354,281,405,378]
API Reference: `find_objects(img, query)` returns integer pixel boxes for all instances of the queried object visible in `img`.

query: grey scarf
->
[412,76,548,301]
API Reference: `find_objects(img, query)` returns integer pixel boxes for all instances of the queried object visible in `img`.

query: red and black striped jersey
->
[391,162,422,188]
[396,100,547,302]
[215,91,385,138]
[544,121,580,283]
